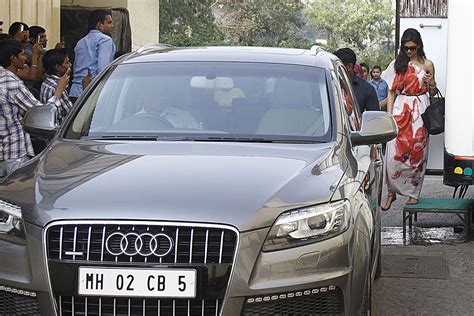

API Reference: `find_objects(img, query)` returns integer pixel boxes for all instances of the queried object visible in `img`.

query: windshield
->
[64,62,332,142]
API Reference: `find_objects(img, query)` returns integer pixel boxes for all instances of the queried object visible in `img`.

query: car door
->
[335,63,381,268]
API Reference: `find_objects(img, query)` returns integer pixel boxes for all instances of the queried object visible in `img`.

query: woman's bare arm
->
[387,90,396,114]
[423,60,437,95]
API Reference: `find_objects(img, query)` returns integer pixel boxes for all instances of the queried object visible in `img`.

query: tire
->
[375,227,382,279]
[375,247,382,279]
[361,269,372,316]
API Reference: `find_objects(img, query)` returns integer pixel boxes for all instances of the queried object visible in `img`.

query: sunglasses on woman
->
[402,45,418,52]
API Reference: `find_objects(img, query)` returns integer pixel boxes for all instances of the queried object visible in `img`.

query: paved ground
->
[373,243,474,316]
[373,175,474,315]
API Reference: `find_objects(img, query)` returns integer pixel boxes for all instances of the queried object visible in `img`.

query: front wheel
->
[361,269,372,316]
[375,227,382,279]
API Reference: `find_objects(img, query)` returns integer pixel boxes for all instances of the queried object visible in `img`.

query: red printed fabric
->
[382,61,430,199]
[342,88,360,131]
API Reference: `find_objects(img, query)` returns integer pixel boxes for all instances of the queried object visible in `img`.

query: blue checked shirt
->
[41,75,73,123]
[0,67,60,160]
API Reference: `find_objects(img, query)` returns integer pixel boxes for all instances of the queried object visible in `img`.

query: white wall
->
[444,0,473,157]
[61,0,127,7]
[127,0,159,50]
[0,0,61,49]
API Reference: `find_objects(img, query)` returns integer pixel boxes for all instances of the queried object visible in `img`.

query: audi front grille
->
[45,221,238,316]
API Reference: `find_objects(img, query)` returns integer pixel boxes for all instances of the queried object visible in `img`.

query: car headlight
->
[263,200,350,251]
[0,200,25,243]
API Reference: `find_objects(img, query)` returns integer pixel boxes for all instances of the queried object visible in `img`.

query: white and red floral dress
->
[382,60,429,199]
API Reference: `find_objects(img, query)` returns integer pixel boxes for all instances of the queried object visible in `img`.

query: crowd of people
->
[0,15,438,210]
[0,9,116,178]
[334,48,390,113]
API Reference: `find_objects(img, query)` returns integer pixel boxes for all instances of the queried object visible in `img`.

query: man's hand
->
[55,42,65,49]
[82,67,93,89]
[32,41,42,56]
[54,70,70,98]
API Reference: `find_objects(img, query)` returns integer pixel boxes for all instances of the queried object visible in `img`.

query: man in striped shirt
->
[40,49,75,124]
[0,40,69,179]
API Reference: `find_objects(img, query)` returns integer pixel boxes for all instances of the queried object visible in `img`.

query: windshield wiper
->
[81,135,321,143]
[187,137,320,143]
[82,135,194,141]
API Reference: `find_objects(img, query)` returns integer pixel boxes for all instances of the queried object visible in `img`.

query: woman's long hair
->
[394,28,426,74]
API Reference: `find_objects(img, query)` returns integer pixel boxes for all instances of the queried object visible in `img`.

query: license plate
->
[78,267,196,298]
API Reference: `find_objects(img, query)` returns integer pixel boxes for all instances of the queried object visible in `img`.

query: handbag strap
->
[430,87,444,103]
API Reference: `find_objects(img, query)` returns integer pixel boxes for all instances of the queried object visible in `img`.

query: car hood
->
[4,140,345,231]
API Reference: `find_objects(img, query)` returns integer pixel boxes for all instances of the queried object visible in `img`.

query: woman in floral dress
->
[381,28,439,210]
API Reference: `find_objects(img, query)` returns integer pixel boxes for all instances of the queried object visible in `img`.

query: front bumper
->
[0,222,54,315]
[222,225,357,316]
[0,220,362,316]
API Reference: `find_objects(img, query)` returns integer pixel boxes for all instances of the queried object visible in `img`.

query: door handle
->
[374,160,383,167]
[420,23,442,29]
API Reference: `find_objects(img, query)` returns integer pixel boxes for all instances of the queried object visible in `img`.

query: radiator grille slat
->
[72,226,78,260]
[204,230,209,264]
[87,226,92,261]
[59,226,63,260]
[189,229,194,264]
[174,227,179,264]
[219,231,224,264]
[100,226,106,262]
[59,294,62,316]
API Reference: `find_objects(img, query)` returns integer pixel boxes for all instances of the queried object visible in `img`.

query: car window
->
[64,62,333,142]
[337,65,361,131]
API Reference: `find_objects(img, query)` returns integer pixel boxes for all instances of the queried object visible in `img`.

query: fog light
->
[246,285,338,304]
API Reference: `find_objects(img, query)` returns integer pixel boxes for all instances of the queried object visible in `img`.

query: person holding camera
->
[0,40,69,178]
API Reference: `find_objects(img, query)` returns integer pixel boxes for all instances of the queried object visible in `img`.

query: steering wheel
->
[133,113,174,129]
[111,113,174,131]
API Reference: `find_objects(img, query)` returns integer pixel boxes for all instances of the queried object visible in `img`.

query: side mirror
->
[23,106,58,138]
[350,111,398,146]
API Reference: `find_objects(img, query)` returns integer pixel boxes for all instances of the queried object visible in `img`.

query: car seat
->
[256,78,324,136]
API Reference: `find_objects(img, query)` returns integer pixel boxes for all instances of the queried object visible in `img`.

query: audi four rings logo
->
[105,232,174,257]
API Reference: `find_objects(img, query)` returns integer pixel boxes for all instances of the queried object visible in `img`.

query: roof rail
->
[136,43,174,54]
[309,45,325,56]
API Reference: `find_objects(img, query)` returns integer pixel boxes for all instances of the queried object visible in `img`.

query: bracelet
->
[31,64,38,67]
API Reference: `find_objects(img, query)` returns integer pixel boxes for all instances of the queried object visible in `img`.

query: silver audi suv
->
[0,45,397,315]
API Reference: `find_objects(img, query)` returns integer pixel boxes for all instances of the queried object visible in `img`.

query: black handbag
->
[421,89,445,135]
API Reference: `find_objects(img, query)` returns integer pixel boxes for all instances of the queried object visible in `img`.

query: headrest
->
[214,88,245,107]
[190,76,234,89]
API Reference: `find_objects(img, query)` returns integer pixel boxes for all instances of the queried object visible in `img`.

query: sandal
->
[381,192,397,211]
[406,198,418,205]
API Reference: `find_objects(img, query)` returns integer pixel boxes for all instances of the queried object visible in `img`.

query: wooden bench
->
[403,198,474,240]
